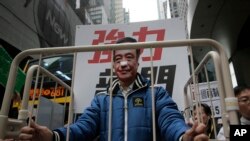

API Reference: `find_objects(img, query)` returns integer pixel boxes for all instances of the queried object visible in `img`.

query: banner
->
[74,18,189,113]
[0,47,26,93]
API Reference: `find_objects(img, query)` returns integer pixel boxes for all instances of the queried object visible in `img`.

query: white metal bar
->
[150,48,156,141]
[203,66,218,136]
[108,50,114,141]
[53,83,58,102]
[28,55,42,126]
[63,90,68,124]
[188,46,201,123]
[66,53,77,141]
[35,74,45,123]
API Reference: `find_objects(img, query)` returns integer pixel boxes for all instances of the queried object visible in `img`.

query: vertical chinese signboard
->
[73,19,189,113]
[191,81,222,118]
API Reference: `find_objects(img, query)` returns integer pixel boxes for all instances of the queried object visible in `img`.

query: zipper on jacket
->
[124,95,128,141]
[123,85,146,141]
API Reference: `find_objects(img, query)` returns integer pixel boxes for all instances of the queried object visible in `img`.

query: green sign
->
[0,47,26,93]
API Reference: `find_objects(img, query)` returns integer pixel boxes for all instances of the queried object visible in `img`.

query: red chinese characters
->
[88,27,165,64]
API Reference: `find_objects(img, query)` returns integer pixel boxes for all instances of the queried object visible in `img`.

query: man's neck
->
[119,81,133,90]
[119,81,134,96]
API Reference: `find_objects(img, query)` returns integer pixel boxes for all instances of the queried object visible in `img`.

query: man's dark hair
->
[193,103,212,116]
[234,85,250,96]
[113,37,141,60]
[116,37,137,43]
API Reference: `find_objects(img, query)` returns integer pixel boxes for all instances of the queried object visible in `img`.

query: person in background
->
[234,85,250,124]
[217,85,250,140]
[18,37,208,141]
[193,103,218,139]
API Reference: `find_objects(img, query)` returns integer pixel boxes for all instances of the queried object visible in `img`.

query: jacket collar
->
[107,73,147,95]
[240,116,250,125]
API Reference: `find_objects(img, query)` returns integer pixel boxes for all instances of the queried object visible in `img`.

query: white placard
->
[190,81,222,117]
[73,18,189,113]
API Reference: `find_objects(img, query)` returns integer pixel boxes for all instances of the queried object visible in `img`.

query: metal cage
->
[0,39,239,140]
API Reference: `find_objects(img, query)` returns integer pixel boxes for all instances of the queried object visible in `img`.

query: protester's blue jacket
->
[54,73,189,141]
